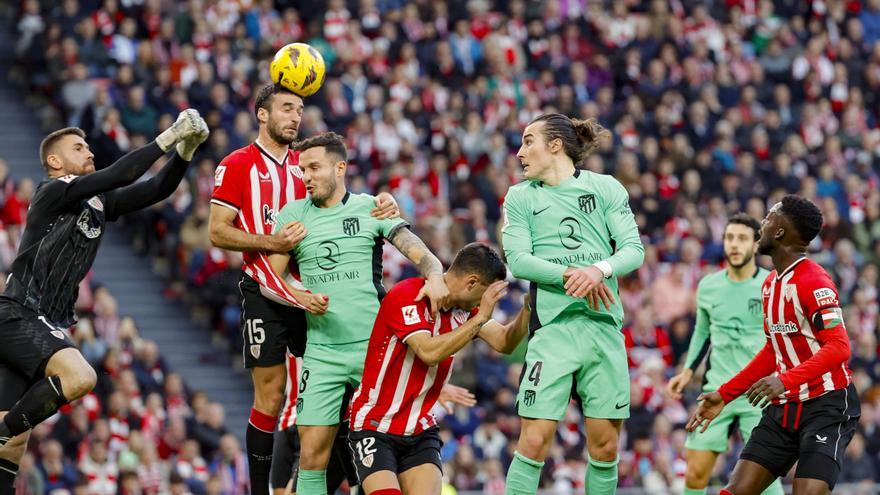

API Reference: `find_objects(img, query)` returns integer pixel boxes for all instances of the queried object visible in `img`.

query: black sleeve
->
[104,153,190,221]
[42,141,166,212]
[688,340,711,372]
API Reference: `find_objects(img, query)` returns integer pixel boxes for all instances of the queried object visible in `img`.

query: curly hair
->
[778,195,824,244]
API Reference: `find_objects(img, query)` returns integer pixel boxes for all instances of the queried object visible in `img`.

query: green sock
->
[296,469,326,495]
[761,479,785,495]
[586,457,618,495]
[505,451,544,495]
[684,488,707,495]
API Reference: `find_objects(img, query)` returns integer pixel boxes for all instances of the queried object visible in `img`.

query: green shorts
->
[516,315,629,421]
[685,396,763,452]
[296,341,368,426]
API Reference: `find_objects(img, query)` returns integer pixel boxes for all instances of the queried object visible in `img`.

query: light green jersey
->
[274,192,407,345]
[501,170,644,328]
[684,267,770,391]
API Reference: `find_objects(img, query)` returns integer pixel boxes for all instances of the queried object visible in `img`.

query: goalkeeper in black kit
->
[0,109,209,490]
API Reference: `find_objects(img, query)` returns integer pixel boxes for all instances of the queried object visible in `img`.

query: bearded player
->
[688,196,859,495]
[209,84,399,493]
[667,214,783,495]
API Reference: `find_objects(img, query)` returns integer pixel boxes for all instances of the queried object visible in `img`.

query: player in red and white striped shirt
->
[208,84,400,494]
[348,244,530,495]
[689,196,860,495]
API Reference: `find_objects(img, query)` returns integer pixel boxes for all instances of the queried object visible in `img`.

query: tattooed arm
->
[388,227,449,316]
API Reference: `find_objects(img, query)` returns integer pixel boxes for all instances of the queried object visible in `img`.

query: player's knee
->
[685,466,711,489]
[587,435,619,462]
[58,364,97,400]
[517,427,552,460]
[253,388,284,416]
[297,441,330,470]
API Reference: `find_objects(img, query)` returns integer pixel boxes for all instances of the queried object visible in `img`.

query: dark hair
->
[448,243,507,284]
[39,127,86,171]
[726,212,761,241]
[529,113,611,164]
[254,83,299,120]
[778,195,823,244]
[292,132,348,161]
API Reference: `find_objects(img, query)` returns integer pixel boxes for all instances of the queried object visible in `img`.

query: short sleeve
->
[211,159,243,212]
[385,289,433,342]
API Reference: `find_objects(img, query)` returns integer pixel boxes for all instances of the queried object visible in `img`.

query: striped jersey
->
[211,140,307,306]
[762,257,852,403]
[349,277,475,436]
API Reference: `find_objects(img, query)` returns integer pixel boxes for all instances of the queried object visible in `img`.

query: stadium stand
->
[2,0,880,493]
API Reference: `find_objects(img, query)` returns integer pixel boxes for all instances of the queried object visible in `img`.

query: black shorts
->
[271,422,359,490]
[348,428,443,484]
[239,274,307,368]
[0,299,76,379]
[740,384,861,489]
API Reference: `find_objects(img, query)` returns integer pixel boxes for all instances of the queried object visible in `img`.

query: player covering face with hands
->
[348,243,530,495]
[688,196,859,495]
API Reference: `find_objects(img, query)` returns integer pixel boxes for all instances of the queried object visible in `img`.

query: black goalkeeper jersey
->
[3,176,107,326]
[1,142,190,327]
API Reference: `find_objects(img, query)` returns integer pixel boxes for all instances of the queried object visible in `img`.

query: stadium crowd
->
[3,0,880,493]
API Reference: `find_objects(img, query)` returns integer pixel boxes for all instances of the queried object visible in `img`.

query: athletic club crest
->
[343,217,360,236]
[578,194,596,214]
[250,344,261,359]
[362,453,374,468]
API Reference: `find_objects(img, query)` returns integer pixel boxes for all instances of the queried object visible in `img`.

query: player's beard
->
[311,178,336,207]
[757,236,774,256]
[725,250,754,269]
[267,118,297,146]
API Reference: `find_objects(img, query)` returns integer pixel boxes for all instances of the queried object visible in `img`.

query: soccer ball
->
[269,42,327,98]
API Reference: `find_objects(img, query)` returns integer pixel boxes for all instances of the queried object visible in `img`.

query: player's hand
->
[564,266,615,309]
[666,369,693,400]
[686,391,724,433]
[438,384,476,414]
[371,192,401,219]
[156,109,205,152]
[745,376,785,408]
[270,221,307,253]
[521,293,531,315]
[299,292,329,315]
[416,274,450,318]
[478,281,509,320]
[175,114,210,161]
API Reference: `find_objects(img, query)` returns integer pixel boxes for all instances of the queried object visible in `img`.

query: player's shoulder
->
[219,144,256,167]
[385,277,427,302]
[503,181,537,205]
[586,170,625,190]
[698,268,727,288]
[794,258,839,297]
[347,192,376,208]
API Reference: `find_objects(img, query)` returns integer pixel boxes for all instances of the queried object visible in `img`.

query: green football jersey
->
[684,267,770,391]
[502,170,644,328]
[274,192,407,345]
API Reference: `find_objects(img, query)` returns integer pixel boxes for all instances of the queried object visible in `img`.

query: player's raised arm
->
[386,227,449,316]
[478,293,531,354]
[42,110,204,210]
[105,119,210,220]
[406,281,508,366]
